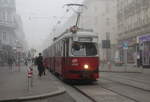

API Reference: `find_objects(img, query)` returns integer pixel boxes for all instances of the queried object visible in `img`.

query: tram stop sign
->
[102,40,110,48]
[123,42,128,49]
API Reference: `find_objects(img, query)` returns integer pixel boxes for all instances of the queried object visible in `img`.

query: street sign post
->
[123,42,128,71]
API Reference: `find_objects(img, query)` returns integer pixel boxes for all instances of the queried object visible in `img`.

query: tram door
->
[63,38,70,66]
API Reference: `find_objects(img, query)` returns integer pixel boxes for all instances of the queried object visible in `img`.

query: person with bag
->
[36,53,44,77]
[8,57,14,71]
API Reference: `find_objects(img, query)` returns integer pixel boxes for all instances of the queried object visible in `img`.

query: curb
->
[0,87,66,102]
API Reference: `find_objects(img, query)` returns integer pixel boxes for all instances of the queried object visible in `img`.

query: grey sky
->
[16,0,83,51]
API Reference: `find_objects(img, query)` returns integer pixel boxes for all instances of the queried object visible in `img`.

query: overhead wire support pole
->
[63,3,87,27]
[53,3,88,41]
[76,13,80,26]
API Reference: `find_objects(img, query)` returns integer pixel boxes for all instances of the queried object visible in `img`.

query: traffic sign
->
[102,40,111,48]
[123,42,128,49]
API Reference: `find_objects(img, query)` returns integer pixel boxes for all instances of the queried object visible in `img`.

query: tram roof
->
[53,31,98,42]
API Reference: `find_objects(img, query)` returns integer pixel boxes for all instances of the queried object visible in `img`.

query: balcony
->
[0,1,16,10]
[0,5,15,11]
[0,20,16,29]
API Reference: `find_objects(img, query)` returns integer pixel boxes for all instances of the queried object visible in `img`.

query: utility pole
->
[123,42,128,72]
[64,3,87,27]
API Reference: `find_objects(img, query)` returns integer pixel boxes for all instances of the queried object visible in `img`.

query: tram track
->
[98,82,139,102]
[50,72,149,102]
[73,83,139,102]
[102,77,150,92]
[71,85,98,102]
[52,73,139,102]
[50,73,96,102]
[110,75,150,85]
[71,76,150,102]
[102,72,150,85]
[99,87,140,102]
[99,77,150,102]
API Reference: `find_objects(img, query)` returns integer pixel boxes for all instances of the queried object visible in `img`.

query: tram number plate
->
[83,72,90,78]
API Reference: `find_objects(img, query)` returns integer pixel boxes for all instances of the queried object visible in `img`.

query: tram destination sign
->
[79,37,93,42]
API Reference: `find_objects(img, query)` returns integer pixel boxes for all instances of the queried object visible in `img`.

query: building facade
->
[0,0,26,65]
[117,0,150,67]
[0,0,16,45]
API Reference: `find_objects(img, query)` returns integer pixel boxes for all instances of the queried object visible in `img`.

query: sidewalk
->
[0,64,65,101]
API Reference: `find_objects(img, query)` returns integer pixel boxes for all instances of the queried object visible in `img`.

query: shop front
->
[139,34,150,68]
[118,37,137,65]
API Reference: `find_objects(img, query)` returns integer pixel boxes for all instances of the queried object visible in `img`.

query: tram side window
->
[66,39,69,57]
[54,44,56,56]
[60,41,63,56]
[56,43,58,56]
[63,40,65,56]
[59,41,62,56]
[62,38,70,57]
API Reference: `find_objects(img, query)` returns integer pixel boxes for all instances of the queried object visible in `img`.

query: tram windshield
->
[72,42,98,56]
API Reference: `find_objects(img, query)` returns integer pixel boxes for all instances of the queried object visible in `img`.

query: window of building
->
[106,18,110,25]
[1,0,4,3]
[2,32,7,41]
[2,11,8,22]
[4,0,9,4]
[0,33,2,42]
[148,8,150,22]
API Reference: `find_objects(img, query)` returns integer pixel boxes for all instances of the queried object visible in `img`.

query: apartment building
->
[117,0,150,67]
[0,0,26,64]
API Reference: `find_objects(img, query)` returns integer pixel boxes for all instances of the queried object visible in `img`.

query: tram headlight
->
[84,64,89,69]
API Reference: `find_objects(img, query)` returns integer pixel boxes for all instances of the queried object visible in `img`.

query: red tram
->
[43,27,100,81]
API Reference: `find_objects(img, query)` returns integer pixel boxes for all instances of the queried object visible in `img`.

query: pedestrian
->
[34,57,38,65]
[8,57,14,71]
[42,58,46,75]
[36,53,44,77]
[25,59,28,66]
[136,52,141,67]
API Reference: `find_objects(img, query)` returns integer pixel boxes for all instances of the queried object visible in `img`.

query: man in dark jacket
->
[8,57,14,71]
[36,53,44,77]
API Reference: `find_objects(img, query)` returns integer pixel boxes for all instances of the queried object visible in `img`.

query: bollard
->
[108,61,112,71]
[28,70,33,78]
[15,63,20,72]
[27,66,33,91]
[18,64,21,72]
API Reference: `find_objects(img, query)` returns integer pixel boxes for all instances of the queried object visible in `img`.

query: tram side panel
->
[53,40,65,76]
[54,57,63,75]
[49,45,55,72]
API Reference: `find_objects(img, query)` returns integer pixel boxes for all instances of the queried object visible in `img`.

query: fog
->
[16,0,83,51]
